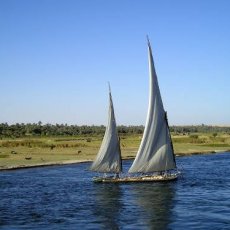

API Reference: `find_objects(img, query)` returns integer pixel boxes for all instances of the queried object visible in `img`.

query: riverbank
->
[0,159,91,171]
[1,134,230,171]
[1,150,229,171]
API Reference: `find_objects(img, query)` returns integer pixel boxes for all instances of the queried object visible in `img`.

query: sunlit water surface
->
[1,152,230,229]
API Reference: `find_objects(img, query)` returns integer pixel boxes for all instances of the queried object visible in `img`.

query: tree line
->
[0,122,144,138]
[170,124,230,134]
[0,122,230,138]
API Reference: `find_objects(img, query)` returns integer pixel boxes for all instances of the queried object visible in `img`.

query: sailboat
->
[91,38,178,183]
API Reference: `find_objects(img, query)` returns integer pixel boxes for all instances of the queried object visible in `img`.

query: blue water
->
[0,152,230,229]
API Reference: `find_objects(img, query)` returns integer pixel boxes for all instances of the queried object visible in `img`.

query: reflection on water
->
[129,183,175,229]
[127,183,174,229]
[93,184,122,229]
[92,182,175,229]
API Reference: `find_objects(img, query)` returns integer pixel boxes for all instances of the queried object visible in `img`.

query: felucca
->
[91,38,178,183]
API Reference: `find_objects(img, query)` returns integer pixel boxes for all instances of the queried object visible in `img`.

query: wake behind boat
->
[91,38,179,183]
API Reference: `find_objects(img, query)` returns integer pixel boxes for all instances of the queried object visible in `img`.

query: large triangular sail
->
[129,39,176,173]
[90,85,122,173]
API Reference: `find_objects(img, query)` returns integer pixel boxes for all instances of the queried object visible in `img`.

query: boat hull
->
[93,174,178,183]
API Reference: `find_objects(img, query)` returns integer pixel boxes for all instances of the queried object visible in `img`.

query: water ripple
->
[0,153,230,229]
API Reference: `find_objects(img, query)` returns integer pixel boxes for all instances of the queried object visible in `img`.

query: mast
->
[165,111,177,167]
[90,84,122,173]
[128,38,176,173]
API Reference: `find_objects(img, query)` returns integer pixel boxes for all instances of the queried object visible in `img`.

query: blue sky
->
[1,0,230,125]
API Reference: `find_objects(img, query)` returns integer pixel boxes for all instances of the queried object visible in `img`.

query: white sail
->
[90,86,122,173]
[129,39,176,173]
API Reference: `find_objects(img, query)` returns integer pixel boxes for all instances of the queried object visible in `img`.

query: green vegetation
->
[0,122,144,138]
[1,122,230,139]
[0,123,230,170]
[172,132,230,155]
[170,124,230,134]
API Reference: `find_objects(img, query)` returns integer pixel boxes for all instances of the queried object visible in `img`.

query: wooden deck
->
[93,174,178,183]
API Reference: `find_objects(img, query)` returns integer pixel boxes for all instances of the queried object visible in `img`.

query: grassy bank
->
[0,133,230,170]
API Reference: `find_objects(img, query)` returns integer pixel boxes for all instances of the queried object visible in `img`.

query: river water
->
[0,152,230,229]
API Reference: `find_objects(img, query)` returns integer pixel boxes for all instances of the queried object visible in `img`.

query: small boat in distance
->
[91,38,178,183]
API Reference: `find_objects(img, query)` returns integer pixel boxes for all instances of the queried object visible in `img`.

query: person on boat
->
[115,173,119,178]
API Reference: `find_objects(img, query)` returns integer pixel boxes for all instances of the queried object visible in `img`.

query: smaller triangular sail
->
[129,39,176,173]
[90,86,122,173]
